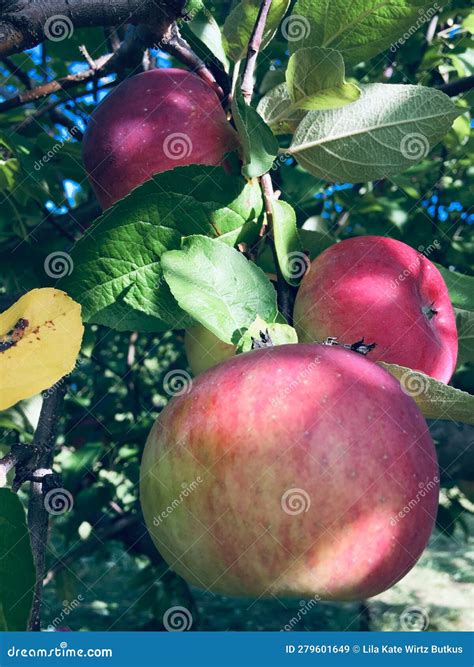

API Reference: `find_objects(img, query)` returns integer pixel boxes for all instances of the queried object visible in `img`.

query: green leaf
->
[187,7,229,69]
[257,83,305,135]
[286,47,360,110]
[435,264,474,311]
[161,235,278,344]
[288,84,460,183]
[0,489,35,630]
[232,87,279,178]
[380,362,474,426]
[62,166,262,331]
[223,0,291,62]
[456,309,474,365]
[236,315,298,352]
[290,0,439,64]
[299,228,335,259]
[271,200,304,284]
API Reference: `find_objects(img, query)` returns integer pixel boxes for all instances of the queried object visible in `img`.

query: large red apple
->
[82,68,239,209]
[140,344,439,600]
[293,236,457,383]
[185,325,235,375]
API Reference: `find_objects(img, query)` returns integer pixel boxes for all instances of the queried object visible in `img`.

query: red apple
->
[140,344,438,600]
[185,325,235,375]
[293,236,457,383]
[82,68,239,209]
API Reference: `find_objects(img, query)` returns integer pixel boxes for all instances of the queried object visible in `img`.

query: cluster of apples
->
[83,69,457,601]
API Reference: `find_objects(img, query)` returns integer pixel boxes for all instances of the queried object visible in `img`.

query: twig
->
[27,384,66,631]
[239,0,294,323]
[438,75,474,97]
[241,0,273,103]
[161,24,224,100]
[1,56,32,88]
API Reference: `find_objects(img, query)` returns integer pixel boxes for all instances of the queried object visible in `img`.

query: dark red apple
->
[82,68,239,209]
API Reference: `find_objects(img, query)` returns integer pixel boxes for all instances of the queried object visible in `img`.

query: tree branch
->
[240,0,273,103]
[27,383,66,631]
[0,0,187,57]
[438,75,474,97]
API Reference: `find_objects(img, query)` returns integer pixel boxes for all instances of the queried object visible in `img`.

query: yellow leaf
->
[0,289,84,410]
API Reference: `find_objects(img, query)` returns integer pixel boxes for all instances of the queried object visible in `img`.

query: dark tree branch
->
[0,0,187,57]
[438,75,474,97]
[27,383,66,631]
[1,55,32,88]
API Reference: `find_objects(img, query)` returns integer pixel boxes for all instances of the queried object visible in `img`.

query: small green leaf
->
[435,264,474,311]
[456,309,474,365]
[299,228,335,259]
[286,47,360,111]
[257,83,305,135]
[380,362,474,425]
[162,235,278,344]
[271,200,304,285]
[290,0,439,64]
[288,84,460,183]
[0,489,35,630]
[232,87,279,178]
[223,0,291,62]
[187,8,229,69]
[236,315,298,352]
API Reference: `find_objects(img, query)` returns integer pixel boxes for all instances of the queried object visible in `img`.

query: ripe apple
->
[140,344,439,600]
[185,325,235,376]
[293,236,457,383]
[82,68,239,209]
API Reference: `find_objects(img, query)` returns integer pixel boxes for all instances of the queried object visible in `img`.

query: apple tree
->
[0,0,473,631]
